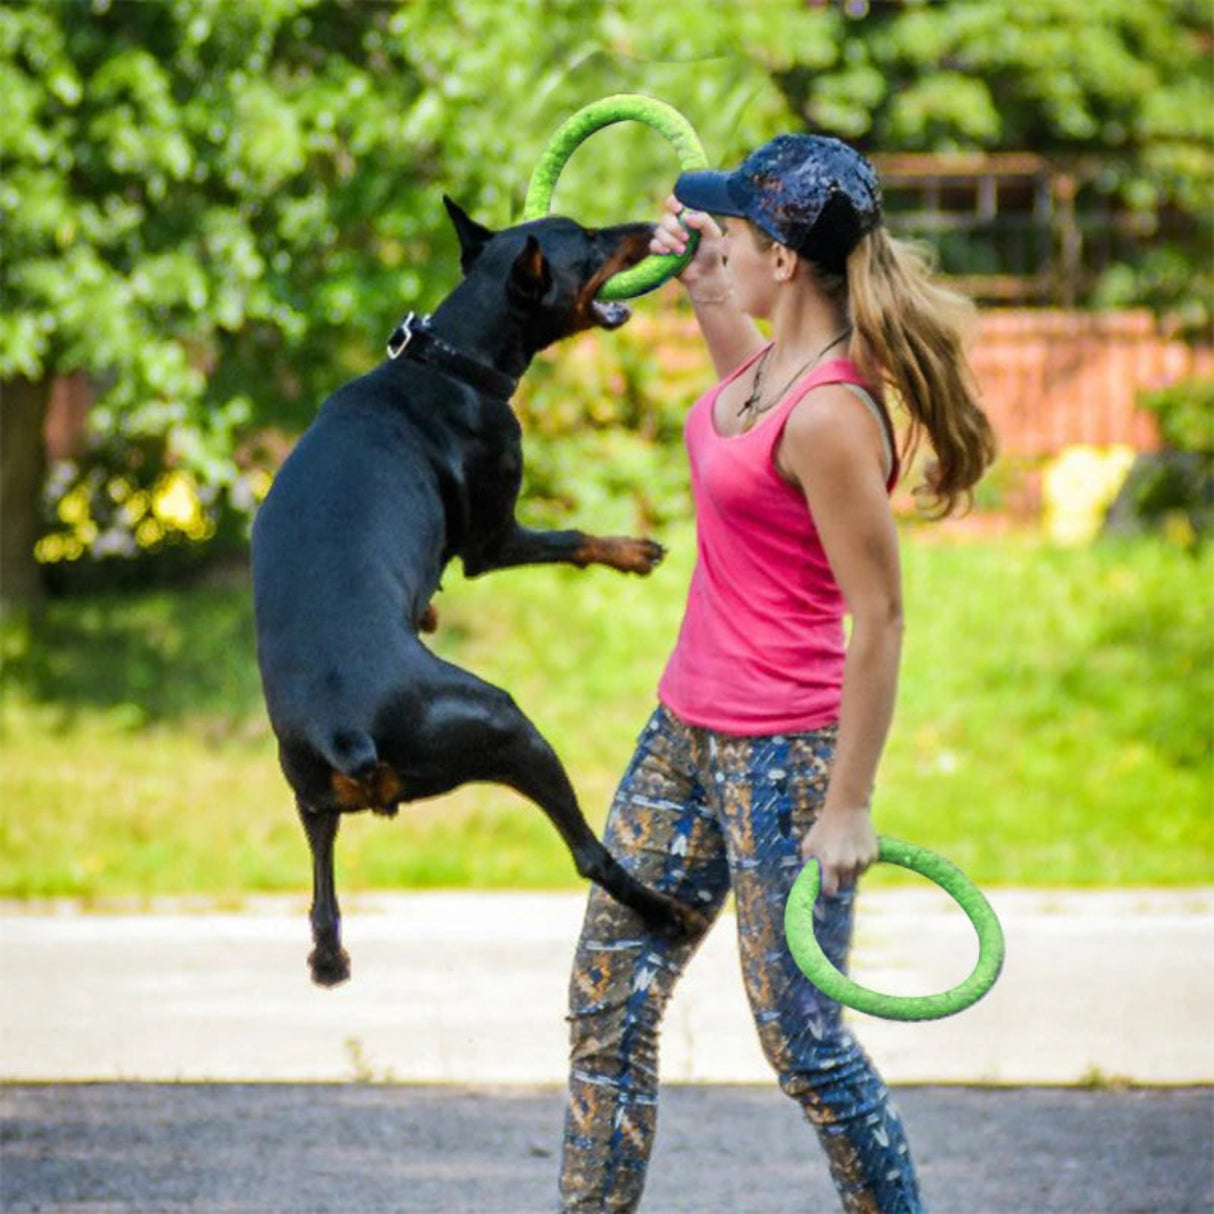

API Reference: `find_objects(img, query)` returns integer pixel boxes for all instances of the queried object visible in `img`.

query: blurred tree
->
[2,0,417,605]
[777,0,1212,325]
[1,0,1208,605]
[0,0,809,607]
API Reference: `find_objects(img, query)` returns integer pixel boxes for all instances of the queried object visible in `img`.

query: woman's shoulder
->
[779,375,892,483]
[786,375,876,436]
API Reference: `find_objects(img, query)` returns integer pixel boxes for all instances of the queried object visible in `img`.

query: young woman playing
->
[557,133,997,1213]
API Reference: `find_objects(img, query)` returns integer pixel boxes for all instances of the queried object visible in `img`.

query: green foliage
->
[1139,378,1214,456]
[2,0,801,585]
[1,0,418,594]
[3,0,1209,585]
[3,0,423,431]
[515,318,704,531]
[4,10,414,568]
[2,535,1210,897]
[0,0,807,418]
[1105,378,1214,543]
[779,0,1213,326]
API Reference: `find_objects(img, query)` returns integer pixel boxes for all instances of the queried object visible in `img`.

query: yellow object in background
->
[1041,444,1137,546]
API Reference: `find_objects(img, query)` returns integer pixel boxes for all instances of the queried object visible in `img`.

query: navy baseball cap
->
[674,133,882,272]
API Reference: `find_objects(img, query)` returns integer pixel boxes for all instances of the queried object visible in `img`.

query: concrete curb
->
[2,889,1211,1085]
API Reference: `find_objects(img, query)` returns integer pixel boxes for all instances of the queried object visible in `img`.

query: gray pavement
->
[3,1082,1211,1213]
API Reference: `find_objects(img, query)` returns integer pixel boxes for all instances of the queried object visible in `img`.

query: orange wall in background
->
[969,310,1211,457]
[45,309,1212,464]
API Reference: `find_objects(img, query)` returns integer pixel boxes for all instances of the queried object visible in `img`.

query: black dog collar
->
[387,312,518,401]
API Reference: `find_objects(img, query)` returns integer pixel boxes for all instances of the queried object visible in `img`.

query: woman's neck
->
[767,281,850,379]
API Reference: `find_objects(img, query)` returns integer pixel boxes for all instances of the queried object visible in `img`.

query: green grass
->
[1,529,1211,900]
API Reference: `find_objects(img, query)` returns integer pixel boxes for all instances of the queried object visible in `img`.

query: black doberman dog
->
[252,198,701,986]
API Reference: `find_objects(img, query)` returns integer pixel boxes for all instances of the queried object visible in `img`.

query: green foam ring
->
[522,94,709,301]
[784,837,1006,1022]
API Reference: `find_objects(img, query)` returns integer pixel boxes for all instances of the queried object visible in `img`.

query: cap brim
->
[673,170,747,219]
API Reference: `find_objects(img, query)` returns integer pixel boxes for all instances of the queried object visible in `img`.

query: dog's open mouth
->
[583,227,652,329]
[591,300,632,329]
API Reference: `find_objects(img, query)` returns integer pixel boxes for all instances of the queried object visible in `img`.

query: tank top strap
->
[842,382,897,485]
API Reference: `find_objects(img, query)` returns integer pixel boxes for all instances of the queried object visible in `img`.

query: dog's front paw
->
[572,535,666,575]
[613,537,666,576]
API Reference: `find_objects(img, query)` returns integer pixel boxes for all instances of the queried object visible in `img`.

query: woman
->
[558,133,996,1213]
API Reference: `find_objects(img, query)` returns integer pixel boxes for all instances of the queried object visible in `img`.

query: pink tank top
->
[658,348,897,735]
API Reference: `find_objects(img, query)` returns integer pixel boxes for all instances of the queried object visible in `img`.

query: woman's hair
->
[750,223,997,517]
[843,229,996,517]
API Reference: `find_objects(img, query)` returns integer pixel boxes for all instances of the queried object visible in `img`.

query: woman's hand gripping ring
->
[784,837,1006,1021]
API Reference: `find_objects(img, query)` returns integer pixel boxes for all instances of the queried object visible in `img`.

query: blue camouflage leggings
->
[559,706,924,1213]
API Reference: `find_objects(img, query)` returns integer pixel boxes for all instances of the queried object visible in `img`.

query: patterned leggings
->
[559,706,924,1213]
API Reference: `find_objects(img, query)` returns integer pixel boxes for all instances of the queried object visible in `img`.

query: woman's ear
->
[773,243,798,283]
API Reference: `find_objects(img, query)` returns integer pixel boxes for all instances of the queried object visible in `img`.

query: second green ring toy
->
[523,94,709,301]
[784,837,1006,1021]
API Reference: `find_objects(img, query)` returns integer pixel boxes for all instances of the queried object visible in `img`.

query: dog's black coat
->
[252,199,700,985]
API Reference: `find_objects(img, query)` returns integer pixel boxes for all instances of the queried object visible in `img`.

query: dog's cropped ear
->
[508,235,552,306]
[443,195,495,275]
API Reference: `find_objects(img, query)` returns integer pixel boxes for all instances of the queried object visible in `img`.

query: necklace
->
[738,326,853,424]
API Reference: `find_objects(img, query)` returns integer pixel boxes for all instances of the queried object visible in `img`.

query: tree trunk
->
[1,376,51,612]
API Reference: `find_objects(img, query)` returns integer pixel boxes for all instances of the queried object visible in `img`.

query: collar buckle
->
[384,310,518,401]
[386,311,418,359]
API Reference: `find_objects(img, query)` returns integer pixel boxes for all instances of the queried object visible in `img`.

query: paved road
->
[3,1082,1211,1213]
[2,890,1211,1212]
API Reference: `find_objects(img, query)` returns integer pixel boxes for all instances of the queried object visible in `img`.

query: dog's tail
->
[317,729,402,813]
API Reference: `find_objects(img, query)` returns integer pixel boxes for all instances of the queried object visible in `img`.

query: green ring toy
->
[523,94,709,301]
[784,837,1006,1021]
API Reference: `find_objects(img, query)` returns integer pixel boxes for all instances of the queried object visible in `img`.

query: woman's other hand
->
[801,805,879,898]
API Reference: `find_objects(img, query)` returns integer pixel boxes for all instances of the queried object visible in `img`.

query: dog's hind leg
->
[500,729,705,938]
[401,674,706,939]
[297,802,351,987]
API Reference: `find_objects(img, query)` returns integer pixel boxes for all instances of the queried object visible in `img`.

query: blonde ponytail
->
[844,229,997,517]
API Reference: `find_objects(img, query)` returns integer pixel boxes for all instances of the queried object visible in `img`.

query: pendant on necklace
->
[738,347,774,418]
[739,326,852,424]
